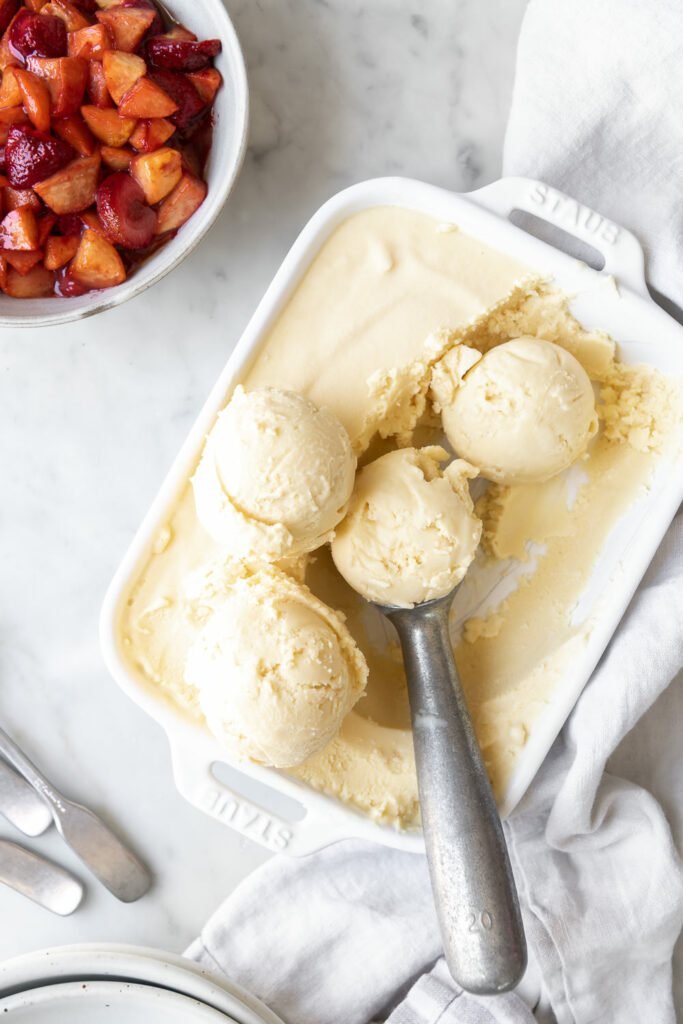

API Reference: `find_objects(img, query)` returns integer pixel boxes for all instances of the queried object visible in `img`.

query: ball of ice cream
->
[432,337,598,485]
[184,570,368,768]
[331,446,481,609]
[192,386,356,561]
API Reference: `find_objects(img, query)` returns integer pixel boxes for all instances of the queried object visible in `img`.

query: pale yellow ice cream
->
[331,447,481,608]
[192,386,356,560]
[184,569,367,767]
[432,337,598,485]
[116,205,683,829]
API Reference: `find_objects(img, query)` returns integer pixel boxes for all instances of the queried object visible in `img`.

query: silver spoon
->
[0,840,83,915]
[0,759,52,837]
[376,589,526,994]
[0,727,151,903]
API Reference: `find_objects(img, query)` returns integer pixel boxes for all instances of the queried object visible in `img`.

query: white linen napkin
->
[188,2,683,1020]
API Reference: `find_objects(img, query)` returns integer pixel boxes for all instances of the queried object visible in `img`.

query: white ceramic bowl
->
[0,0,248,329]
[0,944,284,1024]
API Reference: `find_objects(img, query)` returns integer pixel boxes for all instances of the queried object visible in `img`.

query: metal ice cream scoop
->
[375,588,527,994]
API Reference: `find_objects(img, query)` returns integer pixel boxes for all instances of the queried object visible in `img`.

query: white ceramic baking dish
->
[100,175,683,856]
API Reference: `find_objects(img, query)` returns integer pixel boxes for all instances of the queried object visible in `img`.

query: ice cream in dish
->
[117,204,682,829]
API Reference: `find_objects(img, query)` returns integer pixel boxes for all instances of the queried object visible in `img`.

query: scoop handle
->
[386,596,526,994]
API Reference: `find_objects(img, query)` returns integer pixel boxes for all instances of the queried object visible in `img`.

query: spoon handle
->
[389,599,526,994]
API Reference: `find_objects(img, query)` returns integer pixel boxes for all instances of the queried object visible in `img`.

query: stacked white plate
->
[0,945,283,1024]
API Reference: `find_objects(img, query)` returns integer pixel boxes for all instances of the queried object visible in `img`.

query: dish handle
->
[468,176,648,297]
[168,736,350,857]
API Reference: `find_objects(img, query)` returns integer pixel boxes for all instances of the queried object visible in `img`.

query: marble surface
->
[0,0,529,964]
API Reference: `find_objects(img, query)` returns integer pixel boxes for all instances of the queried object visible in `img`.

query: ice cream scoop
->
[331,447,481,608]
[192,386,356,562]
[333,448,526,993]
[432,337,598,485]
[184,569,368,768]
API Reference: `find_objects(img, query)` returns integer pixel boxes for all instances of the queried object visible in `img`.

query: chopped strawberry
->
[9,10,67,58]
[68,0,96,11]
[128,114,173,151]
[14,67,51,129]
[5,123,73,185]
[43,227,76,266]
[129,144,180,203]
[0,204,38,246]
[4,260,54,293]
[67,22,110,59]
[101,48,143,103]
[149,68,201,128]
[96,170,154,248]
[32,148,99,211]
[80,102,135,144]
[0,0,20,37]
[146,38,220,73]
[186,67,221,106]
[52,111,96,153]
[69,224,125,287]
[4,247,41,271]
[95,7,154,53]
[117,74,175,118]
[155,171,205,234]
[0,9,25,68]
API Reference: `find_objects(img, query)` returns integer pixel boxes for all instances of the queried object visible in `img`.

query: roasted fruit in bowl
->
[0,0,222,298]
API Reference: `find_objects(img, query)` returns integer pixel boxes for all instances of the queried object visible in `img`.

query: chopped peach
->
[42,0,90,31]
[0,66,23,108]
[36,210,56,244]
[26,56,88,118]
[0,104,29,143]
[159,25,197,42]
[86,58,111,106]
[3,186,41,211]
[0,206,39,248]
[117,76,176,118]
[155,172,206,234]
[100,142,131,169]
[4,262,54,295]
[24,0,49,11]
[95,8,154,52]
[128,115,173,151]
[15,68,51,131]
[80,102,135,144]
[44,231,78,268]
[4,249,42,273]
[101,48,143,103]
[130,145,180,204]
[69,225,124,288]
[187,67,221,106]
[67,23,111,59]
[80,206,105,234]
[33,150,100,212]
[52,111,96,154]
